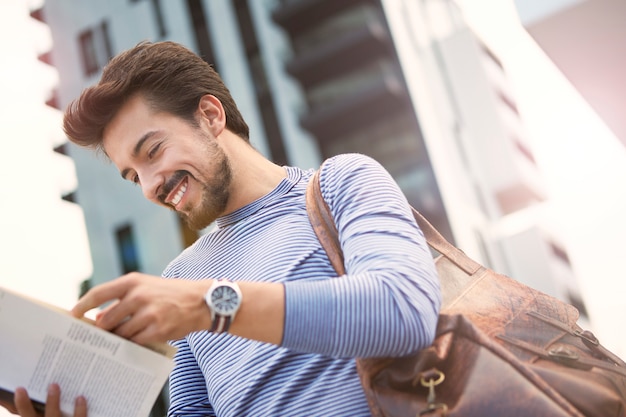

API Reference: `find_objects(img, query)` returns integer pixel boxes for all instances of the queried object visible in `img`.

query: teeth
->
[171,182,187,206]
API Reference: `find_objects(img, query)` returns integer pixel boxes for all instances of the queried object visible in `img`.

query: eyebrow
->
[120,131,159,180]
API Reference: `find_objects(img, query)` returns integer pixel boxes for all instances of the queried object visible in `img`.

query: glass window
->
[77,20,113,77]
[115,224,141,274]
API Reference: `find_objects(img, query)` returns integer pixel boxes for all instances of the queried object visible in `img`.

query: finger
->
[14,387,38,417]
[111,309,149,340]
[73,396,87,417]
[112,303,178,344]
[71,276,135,318]
[95,299,119,320]
[95,275,168,331]
[96,295,141,331]
[45,384,62,417]
[127,321,171,346]
[93,300,123,329]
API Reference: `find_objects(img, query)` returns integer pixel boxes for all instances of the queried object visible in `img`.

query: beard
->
[160,136,233,231]
[182,159,232,230]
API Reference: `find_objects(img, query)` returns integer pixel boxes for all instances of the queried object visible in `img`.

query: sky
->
[455,0,626,357]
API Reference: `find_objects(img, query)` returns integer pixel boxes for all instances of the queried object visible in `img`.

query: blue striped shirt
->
[164,153,441,417]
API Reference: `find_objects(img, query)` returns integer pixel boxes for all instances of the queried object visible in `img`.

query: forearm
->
[167,278,286,345]
[227,280,285,345]
[71,274,286,346]
[283,265,440,358]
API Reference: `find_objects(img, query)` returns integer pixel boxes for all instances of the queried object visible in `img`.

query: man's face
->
[103,94,232,230]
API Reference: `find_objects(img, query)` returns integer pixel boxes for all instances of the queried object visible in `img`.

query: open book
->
[0,287,175,417]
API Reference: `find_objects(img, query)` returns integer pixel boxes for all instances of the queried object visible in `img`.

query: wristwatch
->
[205,280,242,333]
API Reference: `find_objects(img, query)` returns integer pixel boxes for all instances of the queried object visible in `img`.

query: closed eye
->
[148,142,161,159]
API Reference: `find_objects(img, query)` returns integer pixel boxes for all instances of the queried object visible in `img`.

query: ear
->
[197,94,226,136]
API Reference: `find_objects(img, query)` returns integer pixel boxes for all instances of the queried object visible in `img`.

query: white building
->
[381,0,579,302]
[510,0,626,357]
[0,1,92,416]
[0,1,91,310]
[514,0,626,148]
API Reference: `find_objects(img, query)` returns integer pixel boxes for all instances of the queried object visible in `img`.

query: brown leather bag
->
[306,168,626,417]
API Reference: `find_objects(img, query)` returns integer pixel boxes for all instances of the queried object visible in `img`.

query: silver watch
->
[205,280,242,333]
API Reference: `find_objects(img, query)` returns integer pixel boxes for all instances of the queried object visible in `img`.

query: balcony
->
[272,0,375,36]
[301,73,409,142]
[286,18,391,88]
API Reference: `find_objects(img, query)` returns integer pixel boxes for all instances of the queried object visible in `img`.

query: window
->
[46,89,60,110]
[513,137,537,165]
[549,241,571,265]
[115,224,141,274]
[78,20,113,77]
[79,279,92,298]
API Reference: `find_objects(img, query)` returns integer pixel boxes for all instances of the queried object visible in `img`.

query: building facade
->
[0,1,92,307]
[514,0,626,148]
[0,2,92,414]
[39,0,587,320]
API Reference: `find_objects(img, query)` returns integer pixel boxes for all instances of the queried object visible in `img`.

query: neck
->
[219,132,287,214]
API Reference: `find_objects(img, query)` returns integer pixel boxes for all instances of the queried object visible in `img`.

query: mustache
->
[158,170,190,204]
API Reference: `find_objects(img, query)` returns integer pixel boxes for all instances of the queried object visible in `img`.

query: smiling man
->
[6,41,441,417]
[106,94,237,231]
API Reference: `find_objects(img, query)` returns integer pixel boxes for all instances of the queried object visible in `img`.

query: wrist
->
[197,279,215,331]
[204,279,242,333]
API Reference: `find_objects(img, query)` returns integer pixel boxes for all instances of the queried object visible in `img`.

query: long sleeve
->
[167,338,216,417]
[282,154,441,358]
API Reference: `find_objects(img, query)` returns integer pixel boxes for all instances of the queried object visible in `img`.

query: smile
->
[169,178,188,208]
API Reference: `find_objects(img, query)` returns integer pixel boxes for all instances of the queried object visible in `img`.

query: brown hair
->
[63,41,249,151]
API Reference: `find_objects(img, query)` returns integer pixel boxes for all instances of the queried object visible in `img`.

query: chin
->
[179,212,215,231]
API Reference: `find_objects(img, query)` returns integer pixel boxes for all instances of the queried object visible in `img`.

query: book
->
[0,286,175,417]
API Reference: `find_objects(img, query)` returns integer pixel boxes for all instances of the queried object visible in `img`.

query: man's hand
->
[71,273,214,345]
[8,385,86,417]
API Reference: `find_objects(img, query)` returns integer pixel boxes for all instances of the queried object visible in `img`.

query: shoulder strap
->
[306,169,346,275]
[305,168,482,275]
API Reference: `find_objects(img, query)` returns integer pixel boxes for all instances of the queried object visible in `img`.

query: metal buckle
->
[548,346,579,362]
[574,329,599,346]
[416,369,448,417]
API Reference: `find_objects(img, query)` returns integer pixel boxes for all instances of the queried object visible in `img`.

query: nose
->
[138,168,164,204]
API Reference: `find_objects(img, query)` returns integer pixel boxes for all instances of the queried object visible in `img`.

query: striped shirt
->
[164,153,441,417]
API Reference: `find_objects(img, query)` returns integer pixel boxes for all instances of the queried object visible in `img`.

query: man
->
[8,41,441,416]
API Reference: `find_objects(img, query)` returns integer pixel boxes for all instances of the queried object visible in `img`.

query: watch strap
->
[210,314,232,333]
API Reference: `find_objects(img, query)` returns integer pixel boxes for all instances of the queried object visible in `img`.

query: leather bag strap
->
[305,169,345,275]
[306,167,482,276]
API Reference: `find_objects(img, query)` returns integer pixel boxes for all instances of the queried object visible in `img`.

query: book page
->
[0,287,174,417]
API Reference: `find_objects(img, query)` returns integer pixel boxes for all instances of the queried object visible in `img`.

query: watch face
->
[210,285,240,315]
